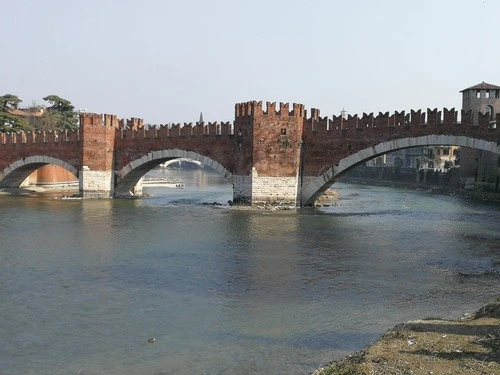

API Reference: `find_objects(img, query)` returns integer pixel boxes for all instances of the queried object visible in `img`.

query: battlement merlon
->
[309,108,320,120]
[127,117,144,131]
[103,114,119,128]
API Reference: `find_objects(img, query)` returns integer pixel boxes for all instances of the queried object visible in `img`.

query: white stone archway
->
[301,135,500,206]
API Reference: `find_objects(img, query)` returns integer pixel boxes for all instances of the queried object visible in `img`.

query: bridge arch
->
[115,149,233,197]
[0,156,79,188]
[301,135,500,206]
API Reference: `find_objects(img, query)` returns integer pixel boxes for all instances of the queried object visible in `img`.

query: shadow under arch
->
[301,135,500,206]
[0,156,78,188]
[115,149,233,197]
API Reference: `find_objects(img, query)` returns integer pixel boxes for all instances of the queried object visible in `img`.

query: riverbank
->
[312,298,500,375]
[341,177,500,203]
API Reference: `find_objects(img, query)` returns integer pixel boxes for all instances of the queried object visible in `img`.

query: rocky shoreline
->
[310,298,500,375]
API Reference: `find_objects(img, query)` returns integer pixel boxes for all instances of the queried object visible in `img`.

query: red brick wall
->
[113,122,239,174]
[79,113,118,171]
[233,101,305,177]
[0,130,81,171]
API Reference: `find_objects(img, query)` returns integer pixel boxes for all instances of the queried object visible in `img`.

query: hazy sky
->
[1,0,497,124]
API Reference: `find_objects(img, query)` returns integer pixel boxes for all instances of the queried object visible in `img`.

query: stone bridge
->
[1,101,499,206]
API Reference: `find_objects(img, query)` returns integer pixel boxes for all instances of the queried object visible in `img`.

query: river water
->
[1,168,500,375]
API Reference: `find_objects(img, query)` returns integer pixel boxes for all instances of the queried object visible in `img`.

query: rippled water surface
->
[1,169,500,375]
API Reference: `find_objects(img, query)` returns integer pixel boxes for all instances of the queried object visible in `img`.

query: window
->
[280,128,287,135]
[486,105,494,120]
[496,90,500,98]
[486,91,490,99]
[443,148,449,156]
[477,91,481,98]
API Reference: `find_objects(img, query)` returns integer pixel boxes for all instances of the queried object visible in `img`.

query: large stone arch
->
[301,135,500,206]
[0,156,79,188]
[115,149,233,197]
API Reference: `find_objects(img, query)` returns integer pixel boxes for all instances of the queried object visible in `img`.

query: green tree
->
[0,94,22,112]
[0,94,34,132]
[0,112,31,132]
[43,95,75,112]
[41,95,78,131]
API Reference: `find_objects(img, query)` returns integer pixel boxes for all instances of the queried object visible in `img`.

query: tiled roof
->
[460,81,500,92]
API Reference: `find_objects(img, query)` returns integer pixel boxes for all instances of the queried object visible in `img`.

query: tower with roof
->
[459,81,500,189]
[460,81,500,125]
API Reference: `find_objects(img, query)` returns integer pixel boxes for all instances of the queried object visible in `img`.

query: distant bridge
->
[0,101,499,206]
[159,158,203,169]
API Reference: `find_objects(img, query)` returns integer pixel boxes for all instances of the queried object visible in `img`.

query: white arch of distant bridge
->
[159,158,203,168]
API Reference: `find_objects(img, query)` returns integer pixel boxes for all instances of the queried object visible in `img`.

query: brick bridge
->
[1,101,499,206]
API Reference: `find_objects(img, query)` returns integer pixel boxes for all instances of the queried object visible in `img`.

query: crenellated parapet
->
[303,106,498,136]
[80,113,103,127]
[235,100,257,117]
[79,113,120,128]
[2,104,497,148]
[118,120,235,140]
[235,101,305,119]
[0,129,80,146]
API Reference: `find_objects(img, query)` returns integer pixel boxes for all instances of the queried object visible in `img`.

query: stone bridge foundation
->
[232,168,300,206]
[79,169,145,198]
[79,167,114,198]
